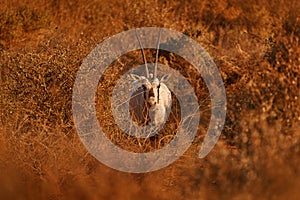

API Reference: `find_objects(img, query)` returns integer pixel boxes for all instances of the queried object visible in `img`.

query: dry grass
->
[1,0,300,199]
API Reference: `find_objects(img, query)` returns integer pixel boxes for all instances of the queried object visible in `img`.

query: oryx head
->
[130,28,171,104]
[129,73,171,107]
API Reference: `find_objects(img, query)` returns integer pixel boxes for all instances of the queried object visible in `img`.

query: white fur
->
[149,85,171,126]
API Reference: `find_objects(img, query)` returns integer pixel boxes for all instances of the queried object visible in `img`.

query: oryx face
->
[148,78,160,106]
[130,74,170,107]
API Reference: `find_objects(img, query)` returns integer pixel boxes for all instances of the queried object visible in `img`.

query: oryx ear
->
[160,74,171,83]
[129,74,143,81]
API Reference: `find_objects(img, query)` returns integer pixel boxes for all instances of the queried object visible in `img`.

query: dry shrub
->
[0,0,300,199]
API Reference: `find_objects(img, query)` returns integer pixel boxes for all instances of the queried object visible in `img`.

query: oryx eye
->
[149,88,155,97]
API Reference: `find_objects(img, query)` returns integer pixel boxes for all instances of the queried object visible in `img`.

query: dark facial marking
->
[149,87,155,98]
[157,84,160,104]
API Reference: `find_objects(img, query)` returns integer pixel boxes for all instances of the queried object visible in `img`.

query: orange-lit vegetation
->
[0,0,299,199]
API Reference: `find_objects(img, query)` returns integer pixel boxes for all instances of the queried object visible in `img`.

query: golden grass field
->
[1,0,300,199]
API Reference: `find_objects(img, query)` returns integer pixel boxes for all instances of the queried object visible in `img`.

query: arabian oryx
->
[129,28,172,127]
